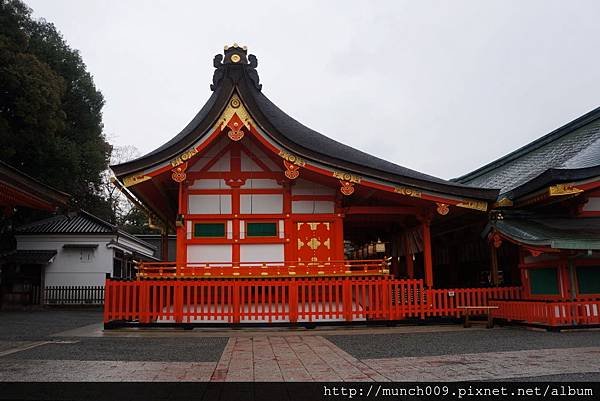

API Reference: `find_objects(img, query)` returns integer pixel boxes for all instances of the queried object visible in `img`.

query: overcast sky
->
[27,0,600,179]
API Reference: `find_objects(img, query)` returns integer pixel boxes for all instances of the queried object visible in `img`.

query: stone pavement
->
[1,334,600,381]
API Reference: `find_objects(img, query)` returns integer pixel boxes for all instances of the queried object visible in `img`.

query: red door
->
[296,221,333,262]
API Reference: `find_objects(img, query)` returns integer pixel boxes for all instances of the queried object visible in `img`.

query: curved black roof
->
[112,46,498,201]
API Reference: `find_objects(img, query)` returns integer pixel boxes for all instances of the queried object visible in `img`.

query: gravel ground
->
[326,327,600,359]
[0,309,103,341]
[2,337,228,362]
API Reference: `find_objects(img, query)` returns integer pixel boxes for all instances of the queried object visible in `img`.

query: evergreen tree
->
[0,0,112,221]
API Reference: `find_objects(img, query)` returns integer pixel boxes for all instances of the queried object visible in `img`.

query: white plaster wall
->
[292,179,335,195]
[188,137,228,171]
[241,152,261,171]
[292,200,335,214]
[240,179,281,189]
[240,194,283,214]
[208,151,230,172]
[188,194,232,214]
[240,244,284,263]
[583,197,600,211]
[187,244,232,264]
[188,179,225,189]
[16,235,114,287]
[241,139,280,170]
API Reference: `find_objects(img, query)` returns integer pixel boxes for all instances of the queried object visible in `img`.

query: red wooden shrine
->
[106,45,600,328]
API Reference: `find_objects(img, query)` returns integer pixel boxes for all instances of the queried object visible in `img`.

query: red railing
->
[135,259,389,278]
[104,277,524,325]
[491,299,600,327]
[425,287,523,318]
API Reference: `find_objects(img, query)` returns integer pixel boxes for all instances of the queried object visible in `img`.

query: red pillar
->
[421,218,433,288]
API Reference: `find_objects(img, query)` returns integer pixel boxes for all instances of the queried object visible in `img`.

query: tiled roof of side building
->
[16,210,157,251]
[454,107,600,195]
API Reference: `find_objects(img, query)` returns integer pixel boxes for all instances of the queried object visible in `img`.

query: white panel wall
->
[583,197,600,211]
[240,244,284,263]
[292,201,335,214]
[188,194,232,214]
[240,194,283,214]
[241,152,261,171]
[188,179,224,189]
[240,179,281,189]
[187,244,232,264]
[208,151,230,172]
[242,139,280,171]
[188,137,228,171]
[292,179,335,195]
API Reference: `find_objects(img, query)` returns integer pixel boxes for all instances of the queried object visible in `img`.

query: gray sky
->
[27,0,600,179]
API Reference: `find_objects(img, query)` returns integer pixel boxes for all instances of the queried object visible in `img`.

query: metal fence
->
[44,286,104,305]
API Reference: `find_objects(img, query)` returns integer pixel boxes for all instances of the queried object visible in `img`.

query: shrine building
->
[105,45,599,328]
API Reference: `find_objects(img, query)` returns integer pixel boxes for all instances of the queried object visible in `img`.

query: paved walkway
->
[1,335,599,381]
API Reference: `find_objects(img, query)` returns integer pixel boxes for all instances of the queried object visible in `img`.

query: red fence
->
[425,287,523,318]
[491,299,600,327]
[104,277,523,325]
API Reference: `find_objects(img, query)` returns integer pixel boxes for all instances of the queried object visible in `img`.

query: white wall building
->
[15,211,157,288]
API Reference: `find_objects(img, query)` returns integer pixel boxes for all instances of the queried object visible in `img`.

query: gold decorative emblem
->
[333,171,361,183]
[436,203,449,215]
[394,186,422,198]
[170,148,199,167]
[122,174,151,187]
[283,160,300,179]
[171,162,188,183]
[339,180,355,196]
[278,151,305,166]
[333,171,360,196]
[456,200,488,212]
[494,197,514,208]
[214,94,253,131]
[231,54,241,63]
[549,183,583,196]
[227,120,244,141]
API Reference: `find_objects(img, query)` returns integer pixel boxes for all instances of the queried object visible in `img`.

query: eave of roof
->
[505,166,600,201]
[0,160,70,209]
[489,212,600,250]
[111,49,498,202]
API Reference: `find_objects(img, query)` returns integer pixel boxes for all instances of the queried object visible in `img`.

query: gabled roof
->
[16,210,156,252]
[455,107,600,197]
[111,46,498,202]
[0,160,70,211]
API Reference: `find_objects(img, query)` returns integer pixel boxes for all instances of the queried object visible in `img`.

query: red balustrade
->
[104,276,526,326]
[135,259,389,279]
[490,299,600,327]
[425,287,523,317]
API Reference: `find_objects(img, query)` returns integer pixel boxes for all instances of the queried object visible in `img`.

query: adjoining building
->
[456,108,600,304]
[0,160,70,307]
[104,45,599,328]
[13,210,157,305]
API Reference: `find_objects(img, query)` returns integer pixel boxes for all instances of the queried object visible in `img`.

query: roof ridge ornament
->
[211,44,262,91]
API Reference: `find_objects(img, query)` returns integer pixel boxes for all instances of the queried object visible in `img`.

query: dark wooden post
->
[490,243,500,286]
[404,234,414,279]
[161,223,169,261]
[421,218,433,288]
